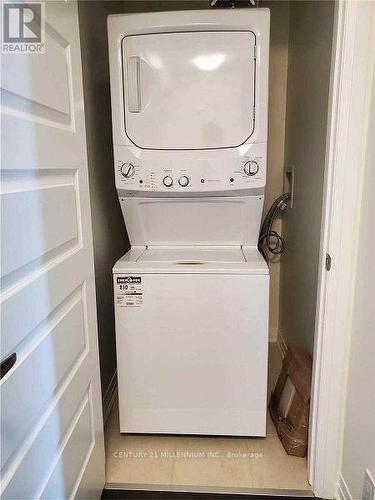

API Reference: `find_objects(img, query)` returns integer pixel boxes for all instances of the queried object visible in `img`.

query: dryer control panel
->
[114,143,267,196]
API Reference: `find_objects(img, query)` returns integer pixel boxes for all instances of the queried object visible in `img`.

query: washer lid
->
[113,246,268,274]
[122,31,256,150]
[137,247,246,263]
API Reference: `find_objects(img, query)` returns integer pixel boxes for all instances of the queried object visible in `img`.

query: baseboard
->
[103,371,118,424]
[336,476,353,500]
[269,326,279,343]
[277,331,288,358]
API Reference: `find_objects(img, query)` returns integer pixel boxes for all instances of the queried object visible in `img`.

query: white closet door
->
[123,31,256,150]
[0,2,105,499]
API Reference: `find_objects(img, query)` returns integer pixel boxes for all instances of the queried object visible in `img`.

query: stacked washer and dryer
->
[108,9,270,436]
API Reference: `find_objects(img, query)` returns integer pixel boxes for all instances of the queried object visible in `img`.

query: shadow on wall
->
[78,0,129,407]
[279,0,335,355]
[77,0,208,409]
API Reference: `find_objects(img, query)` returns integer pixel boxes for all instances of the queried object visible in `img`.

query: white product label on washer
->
[115,276,143,307]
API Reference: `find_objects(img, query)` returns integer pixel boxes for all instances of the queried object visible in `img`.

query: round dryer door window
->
[122,31,256,150]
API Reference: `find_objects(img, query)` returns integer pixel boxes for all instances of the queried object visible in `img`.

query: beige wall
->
[340,56,375,500]
[279,0,334,354]
[260,0,290,342]
[78,1,130,403]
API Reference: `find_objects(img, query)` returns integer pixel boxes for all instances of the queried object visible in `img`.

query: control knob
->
[178,176,189,187]
[163,175,173,187]
[120,163,135,179]
[243,160,259,176]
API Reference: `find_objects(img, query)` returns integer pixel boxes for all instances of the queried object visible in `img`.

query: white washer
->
[114,247,268,436]
[108,9,270,436]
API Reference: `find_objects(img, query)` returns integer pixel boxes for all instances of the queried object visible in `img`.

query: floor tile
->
[284,453,312,490]
[105,431,175,485]
[171,436,253,488]
[246,434,309,490]
[104,342,309,491]
[169,435,250,453]
[172,457,253,488]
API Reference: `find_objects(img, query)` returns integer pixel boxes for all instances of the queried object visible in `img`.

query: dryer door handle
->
[126,56,141,113]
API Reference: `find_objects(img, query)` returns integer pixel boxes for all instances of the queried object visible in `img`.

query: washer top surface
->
[138,247,245,263]
[113,246,268,274]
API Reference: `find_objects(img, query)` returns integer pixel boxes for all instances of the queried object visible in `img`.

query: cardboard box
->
[269,344,312,457]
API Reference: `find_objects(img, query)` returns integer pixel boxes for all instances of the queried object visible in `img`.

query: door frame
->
[308,1,375,498]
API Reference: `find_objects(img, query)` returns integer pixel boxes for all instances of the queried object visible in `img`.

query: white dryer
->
[108,9,270,436]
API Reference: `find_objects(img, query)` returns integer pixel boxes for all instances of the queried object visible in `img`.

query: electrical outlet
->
[363,469,375,500]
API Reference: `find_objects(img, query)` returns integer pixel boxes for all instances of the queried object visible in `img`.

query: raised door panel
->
[2,371,94,499]
[0,2,104,498]
[1,294,87,470]
[1,182,79,279]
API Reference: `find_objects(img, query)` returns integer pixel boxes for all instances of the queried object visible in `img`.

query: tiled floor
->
[105,343,311,493]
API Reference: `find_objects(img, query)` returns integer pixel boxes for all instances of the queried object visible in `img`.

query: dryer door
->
[122,31,256,150]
